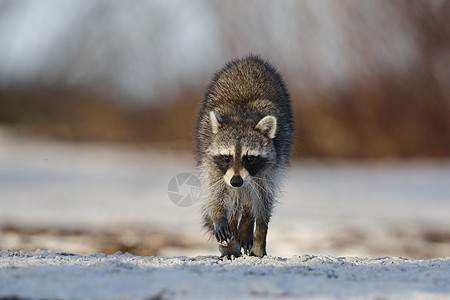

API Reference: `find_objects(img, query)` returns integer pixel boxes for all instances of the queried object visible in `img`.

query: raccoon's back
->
[195,55,293,164]
[205,56,289,109]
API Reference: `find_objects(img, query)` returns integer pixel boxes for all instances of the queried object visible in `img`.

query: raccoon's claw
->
[241,242,253,255]
[214,219,233,244]
[238,233,253,255]
[219,254,239,260]
[214,224,233,244]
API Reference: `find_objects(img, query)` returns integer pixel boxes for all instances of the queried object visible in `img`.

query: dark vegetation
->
[0,88,197,152]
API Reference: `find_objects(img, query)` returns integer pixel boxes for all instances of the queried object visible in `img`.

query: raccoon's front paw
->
[214,218,233,245]
[219,237,242,259]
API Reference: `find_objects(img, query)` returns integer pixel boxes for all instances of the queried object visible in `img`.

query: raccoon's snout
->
[230,175,243,187]
[224,167,250,188]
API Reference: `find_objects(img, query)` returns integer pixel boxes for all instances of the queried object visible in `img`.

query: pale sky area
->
[0,0,440,103]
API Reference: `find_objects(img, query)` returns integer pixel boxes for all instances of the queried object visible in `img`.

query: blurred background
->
[1,0,449,259]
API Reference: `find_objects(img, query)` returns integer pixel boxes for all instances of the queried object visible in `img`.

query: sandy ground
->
[1,250,450,300]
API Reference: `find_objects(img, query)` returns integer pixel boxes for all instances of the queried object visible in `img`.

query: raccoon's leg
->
[238,204,254,255]
[250,194,273,257]
[218,215,241,258]
[250,218,268,257]
[204,182,241,258]
[202,207,230,241]
[203,181,234,244]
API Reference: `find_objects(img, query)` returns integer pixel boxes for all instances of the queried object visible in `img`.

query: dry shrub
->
[294,76,450,159]
[0,88,199,151]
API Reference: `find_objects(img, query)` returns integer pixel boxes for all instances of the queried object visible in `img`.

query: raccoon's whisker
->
[251,182,268,197]
[248,183,258,201]
[252,176,271,184]
[253,176,275,191]
[251,178,273,196]
[209,177,225,189]
[232,189,241,213]
[249,181,262,199]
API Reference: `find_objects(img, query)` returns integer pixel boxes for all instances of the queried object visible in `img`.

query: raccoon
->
[194,55,293,258]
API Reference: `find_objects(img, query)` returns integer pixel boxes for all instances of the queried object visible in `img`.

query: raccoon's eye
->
[222,155,232,163]
[244,155,256,163]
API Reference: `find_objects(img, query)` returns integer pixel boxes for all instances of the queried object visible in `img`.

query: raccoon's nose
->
[230,175,243,187]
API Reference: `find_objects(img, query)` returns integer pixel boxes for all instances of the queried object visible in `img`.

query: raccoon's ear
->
[255,115,277,139]
[209,111,222,134]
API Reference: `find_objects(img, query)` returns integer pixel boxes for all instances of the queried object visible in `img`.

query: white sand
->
[1,250,450,300]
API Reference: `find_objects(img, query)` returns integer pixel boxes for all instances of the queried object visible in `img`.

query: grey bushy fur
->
[194,55,293,257]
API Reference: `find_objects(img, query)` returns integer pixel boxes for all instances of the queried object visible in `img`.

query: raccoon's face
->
[208,111,277,188]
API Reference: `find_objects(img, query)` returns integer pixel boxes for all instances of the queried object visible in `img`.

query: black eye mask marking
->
[242,155,267,176]
[213,155,232,175]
